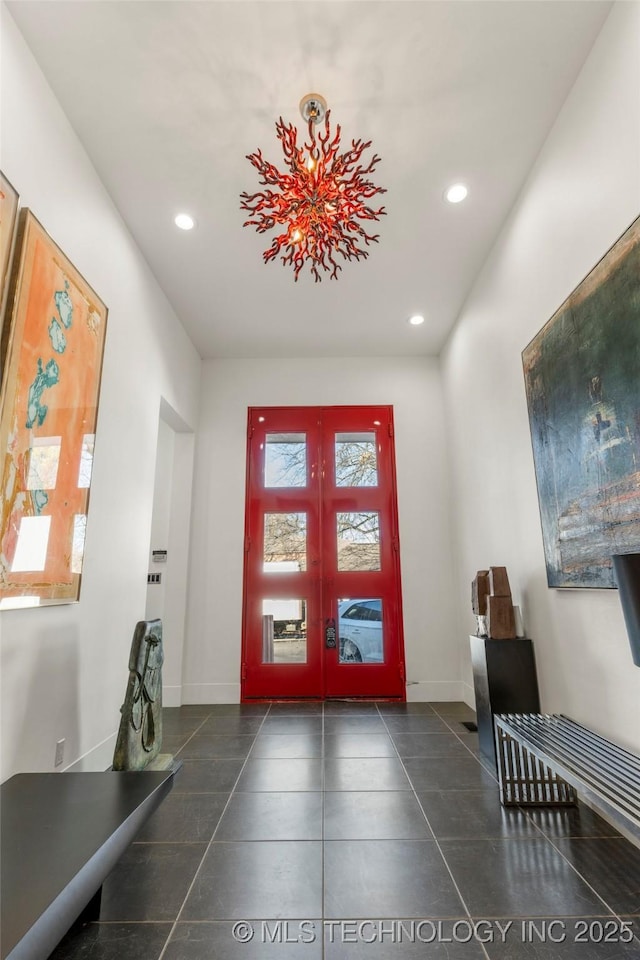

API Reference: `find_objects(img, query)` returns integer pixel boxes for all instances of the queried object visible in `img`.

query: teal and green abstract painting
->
[522,217,640,588]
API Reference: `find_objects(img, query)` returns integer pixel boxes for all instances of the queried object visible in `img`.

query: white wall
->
[0,9,201,780]
[441,2,640,750]
[184,357,460,703]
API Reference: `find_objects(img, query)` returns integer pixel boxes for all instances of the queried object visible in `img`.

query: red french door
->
[241,406,405,700]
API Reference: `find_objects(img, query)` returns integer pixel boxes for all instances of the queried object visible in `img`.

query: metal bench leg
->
[495,727,577,806]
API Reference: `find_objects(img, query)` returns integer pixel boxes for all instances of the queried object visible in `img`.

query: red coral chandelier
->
[240,94,387,282]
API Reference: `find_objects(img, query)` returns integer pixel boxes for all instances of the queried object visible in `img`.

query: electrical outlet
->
[54,738,65,767]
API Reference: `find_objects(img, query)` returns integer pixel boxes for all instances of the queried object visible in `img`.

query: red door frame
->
[241,405,405,700]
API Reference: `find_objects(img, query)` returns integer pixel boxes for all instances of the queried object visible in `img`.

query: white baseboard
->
[181,683,241,704]
[162,685,183,707]
[462,681,476,710]
[65,732,117,773]
[405,680,465,702]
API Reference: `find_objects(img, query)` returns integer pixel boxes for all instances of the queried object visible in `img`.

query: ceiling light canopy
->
[445,183,468,204]
[240,94,387,282]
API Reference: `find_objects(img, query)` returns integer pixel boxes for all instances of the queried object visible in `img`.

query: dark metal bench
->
[494,713,640,847]
[1,769,177,960]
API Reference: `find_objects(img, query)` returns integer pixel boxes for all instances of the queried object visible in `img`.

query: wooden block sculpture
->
[113,619,167,771]
[471,570,490,618]
[472,567,517,639]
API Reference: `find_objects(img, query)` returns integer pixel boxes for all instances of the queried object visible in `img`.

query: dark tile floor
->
[50,702,640,959]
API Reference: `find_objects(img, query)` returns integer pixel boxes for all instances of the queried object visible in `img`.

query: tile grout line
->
[401,707,638,951]
[375,703,494,960]
[530,832,638,928]
[438,714,616,864]
[142,702,638,960]
[433,709,637,935]
[166,712,211,760]
[438,710,499,780]
[521,811,640,948]
[156,703,273,960]
[432,707,634,940]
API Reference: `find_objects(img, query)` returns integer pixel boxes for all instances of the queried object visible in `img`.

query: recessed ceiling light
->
[408,314,425,326]
[174,213,195,230]
[445,183,468,204]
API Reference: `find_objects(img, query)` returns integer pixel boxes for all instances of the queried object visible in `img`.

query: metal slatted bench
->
[494,713,640,848]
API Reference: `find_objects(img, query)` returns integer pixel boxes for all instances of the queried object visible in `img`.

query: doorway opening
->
[145,399,195,707]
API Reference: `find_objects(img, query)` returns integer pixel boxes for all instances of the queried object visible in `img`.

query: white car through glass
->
[338,598,383,663]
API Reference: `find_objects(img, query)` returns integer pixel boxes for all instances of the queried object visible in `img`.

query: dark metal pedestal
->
[470,635,540,768]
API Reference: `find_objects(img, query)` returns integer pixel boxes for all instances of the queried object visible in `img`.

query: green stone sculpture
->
[112,619,166,771]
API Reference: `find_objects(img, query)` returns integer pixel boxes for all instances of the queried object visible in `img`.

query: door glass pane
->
[335,432,378,487]
[262,599,307,663]
[263,513,307,572]
[336,512,381,571]
[338,598,384,664]
[264,433,307,487]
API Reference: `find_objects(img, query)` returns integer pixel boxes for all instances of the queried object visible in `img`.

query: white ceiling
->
[8,1,611,359]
